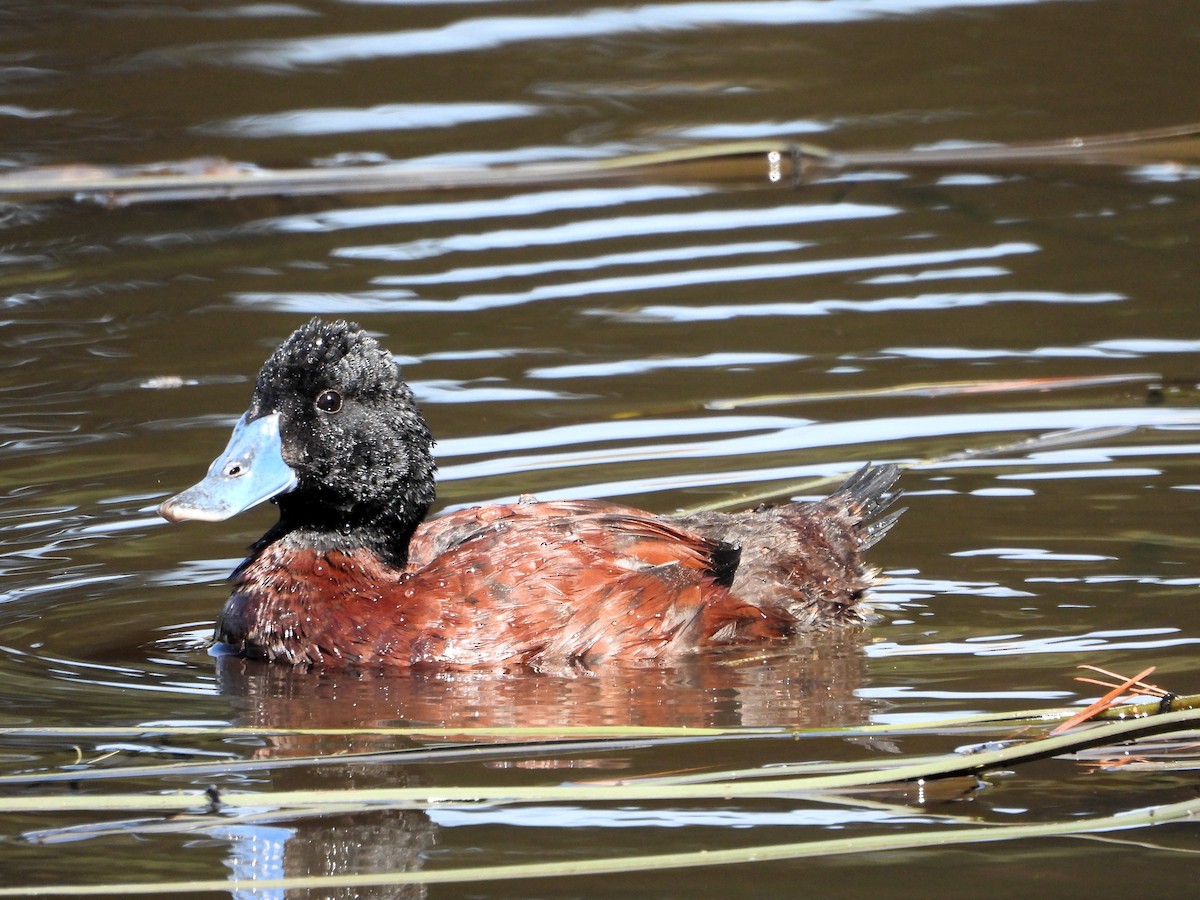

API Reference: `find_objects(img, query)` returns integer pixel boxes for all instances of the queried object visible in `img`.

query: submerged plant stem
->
[0,122,1197,206]
[4,706,1199,815]
[2,795,1197,896]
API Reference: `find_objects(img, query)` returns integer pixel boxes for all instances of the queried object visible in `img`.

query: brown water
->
[3,0,1200,895]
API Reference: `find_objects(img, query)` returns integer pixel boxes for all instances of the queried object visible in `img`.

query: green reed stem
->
[3,706,1198,816]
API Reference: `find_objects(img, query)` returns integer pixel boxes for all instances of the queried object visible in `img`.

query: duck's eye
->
[315,389,343,413]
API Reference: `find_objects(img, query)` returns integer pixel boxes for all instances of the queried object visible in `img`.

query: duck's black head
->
[159,318,436,565]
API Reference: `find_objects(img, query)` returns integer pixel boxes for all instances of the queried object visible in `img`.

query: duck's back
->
[407,464,902,654]
[404,499,782,667]
[671,463,903,628]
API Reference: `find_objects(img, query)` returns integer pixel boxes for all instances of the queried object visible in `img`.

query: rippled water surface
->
[3,0,1200,895]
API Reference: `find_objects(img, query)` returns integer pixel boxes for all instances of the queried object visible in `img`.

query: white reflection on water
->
[205,101,539,137]
[999,467,1160,481]
[527,350,803,379]
[1026,575,1200,586]
[406,380,573,404]
[866,627,1200,658]
[0,643,219,696]
[204,0,1046,69]
[433,407,1200,487]
[862,265,1008,284]
[253,185,708,235]
[859,686,1073,701]
[436,414,809,458]
[879,338,1200,360]
[429,803,939,830]
[952,547,1116,562]
[869,574,1034,602]
[617,287,1120,323]
[373,239,805,286]
[246,242,1039,316]
[334,203,894,258]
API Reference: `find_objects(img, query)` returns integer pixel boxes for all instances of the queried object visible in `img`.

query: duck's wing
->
[408,499,737,576]
[400,502,783,667]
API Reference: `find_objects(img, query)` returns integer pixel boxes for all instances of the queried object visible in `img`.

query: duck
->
[159,318,902,670]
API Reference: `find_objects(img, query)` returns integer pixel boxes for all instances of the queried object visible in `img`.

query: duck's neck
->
[258,491,432,569]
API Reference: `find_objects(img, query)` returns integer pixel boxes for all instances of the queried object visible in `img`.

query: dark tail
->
[832,463,905,549]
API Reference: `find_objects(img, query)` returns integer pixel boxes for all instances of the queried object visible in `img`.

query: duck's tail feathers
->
[859,506,906,550]
[833,463,905,547]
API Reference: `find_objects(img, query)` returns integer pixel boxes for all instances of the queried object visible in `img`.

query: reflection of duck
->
[160,318,902,670]
[213,633,871,900]
[217,630,871,733]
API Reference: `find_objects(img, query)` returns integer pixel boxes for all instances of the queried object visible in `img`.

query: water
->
[2,0,1200,894]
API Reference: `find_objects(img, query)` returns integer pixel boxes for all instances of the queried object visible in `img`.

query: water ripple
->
[867,627,1200,658]
[372,240,805,286]
[204,101,540,137]
[244,241,1027,316]
[436,407,1200,485]
[526,351,803,379]
[335,202,895,259]
[171,0,1046,70]
[252,185,706,235]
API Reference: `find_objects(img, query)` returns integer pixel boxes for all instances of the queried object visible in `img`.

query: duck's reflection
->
[212,632,870,895]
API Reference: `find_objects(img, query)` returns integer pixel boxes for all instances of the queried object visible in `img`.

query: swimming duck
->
[159,318,901,670]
